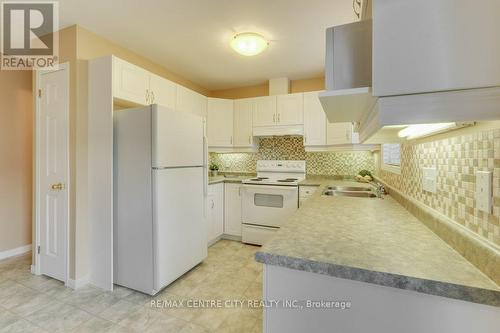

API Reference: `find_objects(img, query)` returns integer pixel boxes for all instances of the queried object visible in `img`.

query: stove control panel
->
[256,160,306,173]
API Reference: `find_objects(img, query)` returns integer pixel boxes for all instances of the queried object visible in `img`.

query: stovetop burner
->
[242,160,306,186]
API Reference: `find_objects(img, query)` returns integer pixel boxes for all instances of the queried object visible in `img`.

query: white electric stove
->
[241,160,306,245]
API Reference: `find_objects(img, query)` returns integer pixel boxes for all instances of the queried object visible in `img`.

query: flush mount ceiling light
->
[398,122,474,140]
[230,32,268,56]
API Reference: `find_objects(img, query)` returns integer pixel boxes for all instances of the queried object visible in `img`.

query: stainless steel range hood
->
[319,19,377,123]
[320,2,500,144]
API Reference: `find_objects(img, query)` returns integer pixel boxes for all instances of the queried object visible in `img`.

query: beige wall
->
[76,26,208,95]
[209,77,324,99]
[0,70,33,252]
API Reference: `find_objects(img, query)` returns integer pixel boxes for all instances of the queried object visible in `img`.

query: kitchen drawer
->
[242,224,277,246]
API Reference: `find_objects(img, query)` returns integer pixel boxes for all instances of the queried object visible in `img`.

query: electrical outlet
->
[476,171,492,213]
[422,167,437,193]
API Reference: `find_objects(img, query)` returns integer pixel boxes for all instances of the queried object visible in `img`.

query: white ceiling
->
[59,0,356,90]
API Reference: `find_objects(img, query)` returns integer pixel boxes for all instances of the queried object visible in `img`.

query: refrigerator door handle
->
[203,136,208,197]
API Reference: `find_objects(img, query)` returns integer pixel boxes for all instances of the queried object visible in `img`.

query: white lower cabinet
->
[299,185,319,207]
[224,183,242,237]
[207,183,224,244]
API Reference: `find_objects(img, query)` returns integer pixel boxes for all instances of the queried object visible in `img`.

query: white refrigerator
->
[113,104,207,295]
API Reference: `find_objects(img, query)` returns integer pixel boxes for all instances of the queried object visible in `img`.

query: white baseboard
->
[0,244,31,261]
[222,234,242,242]
[66,275,90,290]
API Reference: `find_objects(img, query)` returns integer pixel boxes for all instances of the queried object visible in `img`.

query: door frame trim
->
[34,62,70,286]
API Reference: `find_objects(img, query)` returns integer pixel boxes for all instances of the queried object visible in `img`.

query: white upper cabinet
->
[233,98,254,147]
[113,57,150,105]
[176,85,207,118]
[253,96,277,127]
[149,73,176,109]
[327,122,356,145]
[276,93,303,125]
[303,91,326,146]
[373,0,500,97]
[113,57,178,108]
[207,98,234,147]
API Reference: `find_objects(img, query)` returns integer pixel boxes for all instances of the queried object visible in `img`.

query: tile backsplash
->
[376,127,500,246]
[209,137,375,176]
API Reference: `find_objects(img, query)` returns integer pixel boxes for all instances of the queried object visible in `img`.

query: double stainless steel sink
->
[322,185,378,198]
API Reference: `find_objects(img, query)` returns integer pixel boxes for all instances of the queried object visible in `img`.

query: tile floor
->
[0,240,263,333]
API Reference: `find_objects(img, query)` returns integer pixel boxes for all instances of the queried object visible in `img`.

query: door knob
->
[51,183,65,190]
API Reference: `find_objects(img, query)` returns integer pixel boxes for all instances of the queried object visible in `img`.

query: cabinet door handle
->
[151,91,155,104]
[277,113,280,123]
[273,114,276,123]
[146,90,149,104]
[211,200,214,209]
[230,136,233,144]
[304,135,307,144]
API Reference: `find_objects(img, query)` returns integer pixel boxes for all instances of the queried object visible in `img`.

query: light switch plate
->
[476,171,492,213]
[422,167,437,193]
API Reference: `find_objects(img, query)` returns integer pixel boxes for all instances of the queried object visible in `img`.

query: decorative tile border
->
[376,127,500,246]
[209,137,375,176]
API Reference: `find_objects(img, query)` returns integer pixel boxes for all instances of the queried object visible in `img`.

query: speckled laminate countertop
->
[208,174,254,185]
[255,177,500,306]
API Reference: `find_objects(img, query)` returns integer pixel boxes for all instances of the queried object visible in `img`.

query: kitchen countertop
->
[208,174,253,185]
[298,175,354,186]
[255,178,500,306]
